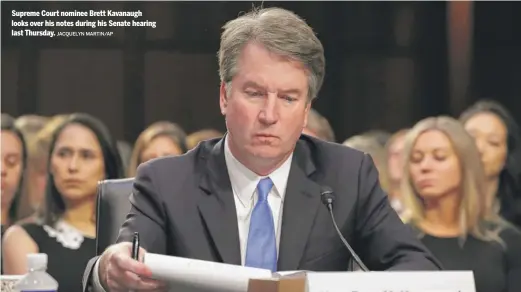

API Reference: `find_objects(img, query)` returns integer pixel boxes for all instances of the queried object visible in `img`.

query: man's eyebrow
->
[242,81,302,95]
[279,88,302,95]
[242,81,264,89]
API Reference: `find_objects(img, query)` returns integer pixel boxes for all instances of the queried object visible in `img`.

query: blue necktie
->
[245,177,277,272]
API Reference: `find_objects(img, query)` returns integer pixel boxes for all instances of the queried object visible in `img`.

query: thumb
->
[137,247,148,263]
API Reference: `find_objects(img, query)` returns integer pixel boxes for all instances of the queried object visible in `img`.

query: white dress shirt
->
[92,136,292,291]
[224,136,292,264]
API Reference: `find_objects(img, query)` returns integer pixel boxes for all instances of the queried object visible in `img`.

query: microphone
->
[320,186,369,272]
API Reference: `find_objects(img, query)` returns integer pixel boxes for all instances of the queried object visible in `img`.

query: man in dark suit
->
[83,7,441,292]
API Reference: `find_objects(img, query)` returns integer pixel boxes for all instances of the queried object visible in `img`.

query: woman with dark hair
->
[1,113,27,236]
[2,113,123,291]
[1,113,27,275]
[460,100,521,228]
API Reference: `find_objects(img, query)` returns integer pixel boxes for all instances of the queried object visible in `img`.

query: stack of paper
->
[144,253,295,292]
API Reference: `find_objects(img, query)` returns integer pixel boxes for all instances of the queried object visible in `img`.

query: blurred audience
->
[127,121,187,177]
[3,96,521,292]
[385,128,409,216]
[14,115,49,139]
[116,140,133,172]
[186,128,224,150]
[401,116,521,292]
[460,100,521,228]
[302,108,336,142]
[2,113,124,292]
[1,114,27,274]
[343,132,388,191]
[363,129,391,147]
[17,114,69,221]
[1,114,27,235]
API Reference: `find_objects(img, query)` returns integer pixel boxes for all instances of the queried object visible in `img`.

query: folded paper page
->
[272,271,308,278]
[144,253,273,292]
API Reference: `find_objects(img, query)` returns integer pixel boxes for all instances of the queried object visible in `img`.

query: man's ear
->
[219,82,228,115]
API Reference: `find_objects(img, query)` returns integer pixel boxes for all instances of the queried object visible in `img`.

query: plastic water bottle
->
[15,253,58,292]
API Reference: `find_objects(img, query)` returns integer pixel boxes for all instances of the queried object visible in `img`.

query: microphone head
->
[320,186,335,206]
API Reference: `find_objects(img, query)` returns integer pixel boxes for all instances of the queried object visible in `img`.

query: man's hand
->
[99,242,167,292]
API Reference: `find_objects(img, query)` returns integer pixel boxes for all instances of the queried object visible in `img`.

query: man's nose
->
[258,94,279,125]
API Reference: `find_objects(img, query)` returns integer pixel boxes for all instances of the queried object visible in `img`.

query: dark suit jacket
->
[83,135,442,291]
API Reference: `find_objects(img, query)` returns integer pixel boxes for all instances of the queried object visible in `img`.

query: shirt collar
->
[223,135,292,203]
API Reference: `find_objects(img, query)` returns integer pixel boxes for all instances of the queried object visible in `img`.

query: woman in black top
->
[401,116,521,292]
[460,100,521,228]
[1,114,26,235]
[2,113,123,291]
[1,114,27,274]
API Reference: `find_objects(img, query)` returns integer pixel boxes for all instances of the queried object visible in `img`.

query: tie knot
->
[257,177,273,201]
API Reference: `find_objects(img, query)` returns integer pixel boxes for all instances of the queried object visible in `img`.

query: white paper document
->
[144,253,274,292]
[305,271,475,292]
[144,253,475,292]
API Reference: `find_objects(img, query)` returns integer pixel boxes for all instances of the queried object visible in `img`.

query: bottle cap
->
[27,253,48,270]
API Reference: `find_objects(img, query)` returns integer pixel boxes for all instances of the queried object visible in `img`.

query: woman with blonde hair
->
[14,115,49,138]
[17,114,69,220]
[127,121,187,177]
[385,129,409,204]
[401,116,521,292]
[185,128,223,150]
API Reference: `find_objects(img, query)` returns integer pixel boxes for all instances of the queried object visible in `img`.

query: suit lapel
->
[278,140,322,271]
[197,138,241,265]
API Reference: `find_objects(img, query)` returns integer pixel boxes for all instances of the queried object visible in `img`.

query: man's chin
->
[251,150,279,160]
[247,143,277,155]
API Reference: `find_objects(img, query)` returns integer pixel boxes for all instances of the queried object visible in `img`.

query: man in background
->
[302,108,336,142]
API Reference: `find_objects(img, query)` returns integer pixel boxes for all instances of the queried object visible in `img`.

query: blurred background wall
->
[2,1,520,143]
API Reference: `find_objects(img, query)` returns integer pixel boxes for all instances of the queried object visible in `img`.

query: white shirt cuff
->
[92,259,108,292]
